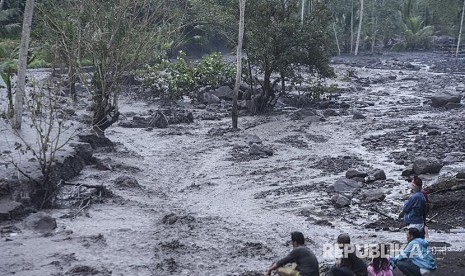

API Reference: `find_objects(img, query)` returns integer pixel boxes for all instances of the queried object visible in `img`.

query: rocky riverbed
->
[1,52,465,276]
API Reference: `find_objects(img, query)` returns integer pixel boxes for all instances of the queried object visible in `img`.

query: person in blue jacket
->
[391,228,437,276]
[399,178,426,232]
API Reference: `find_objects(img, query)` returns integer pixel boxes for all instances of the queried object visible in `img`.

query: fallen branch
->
[369,207,397,220]
[60,180,112,197]
[427,213,439,223]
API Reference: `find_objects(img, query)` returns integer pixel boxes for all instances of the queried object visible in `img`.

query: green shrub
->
[138,51,235,100]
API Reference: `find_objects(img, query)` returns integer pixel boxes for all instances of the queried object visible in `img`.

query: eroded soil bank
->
[1,52,465,276]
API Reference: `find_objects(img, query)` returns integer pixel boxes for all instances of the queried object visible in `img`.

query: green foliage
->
[403,16,434,50]
[242,0,334,110]
[139,51,235,100]
[0,0,25,38]
[194,52,235,87]
[0,41,19,117]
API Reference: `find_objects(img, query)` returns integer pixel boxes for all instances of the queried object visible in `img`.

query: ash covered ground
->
[1,52,465,275]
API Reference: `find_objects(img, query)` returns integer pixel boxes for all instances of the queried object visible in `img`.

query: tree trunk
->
[333,21,341,55]
[301,0,305,25]
[0,0,5,11]
[457,0,465,58]
[232,0,246,129]
[13,0,35,129]
[354,0,363,56]
[350,0,354,53]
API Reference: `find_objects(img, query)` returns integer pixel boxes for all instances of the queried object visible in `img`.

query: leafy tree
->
[0,0,26,38]
[402,16,434,50]
[243,0,334,112]
[37,0,181,136]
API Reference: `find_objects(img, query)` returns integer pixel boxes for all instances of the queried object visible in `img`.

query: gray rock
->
[70,142,94,164]
[331,194,351,208]
[445,102,463,109]
[365,176,376,183]
[457,172,465,179]
[245,134,262,145]
[430,93,462,108]
[373,169,387,180]
[346,169,368,179]
[427,129,441,136]
[351,177,366,183]
[212,86,233,100]
[23,212,57,233]
[362,190,386,203]
[78,133,114,149]
[249,144,273,156]
[203,92,221,104]
[328,178,363,193]
[323,109,338,117]
[402,165,414,176]
[114,175,140,188]
[353,111,366,120]
[0,199,24,221]
[443,152,465,165]
[413,157,443,174]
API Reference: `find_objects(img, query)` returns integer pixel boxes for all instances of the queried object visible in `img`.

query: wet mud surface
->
[1,52,465,275]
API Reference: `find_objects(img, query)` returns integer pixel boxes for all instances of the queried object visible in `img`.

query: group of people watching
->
[265,176,437,276]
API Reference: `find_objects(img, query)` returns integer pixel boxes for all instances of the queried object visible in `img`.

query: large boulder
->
[430,93,462,108]
[373,169,387,180]
[362,190,386,203]
[413,157,443,174]
[346,169,368,179]
[23,212,57,233]
[212,86,234,100]
[443,152,465,165]
[328,178,363,193]
[0,199,24,221]
[203,92,221,105]
[331,194,351,208]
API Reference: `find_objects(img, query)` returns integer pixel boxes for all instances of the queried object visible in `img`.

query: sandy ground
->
[1,52,465,276]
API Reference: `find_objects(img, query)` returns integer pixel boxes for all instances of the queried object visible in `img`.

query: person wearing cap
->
[398,176,426,233]
[265,231,320,276]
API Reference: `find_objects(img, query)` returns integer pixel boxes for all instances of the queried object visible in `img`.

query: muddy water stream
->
[2,54,465,276]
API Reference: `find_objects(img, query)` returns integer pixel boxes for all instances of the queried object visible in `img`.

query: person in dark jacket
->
[265,231,319,276]
[330,234,368,276]
[399,176,426,235]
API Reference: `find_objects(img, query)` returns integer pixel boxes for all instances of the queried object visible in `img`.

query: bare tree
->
[354,0,363,55]
[457,0,465,58]
[6,81,81,208]
[13,0,35,129]
[232,0,246,129]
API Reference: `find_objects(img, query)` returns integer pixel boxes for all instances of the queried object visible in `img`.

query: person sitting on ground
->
[390,228,437,276]
[399,176,426,234]
[367,244,393,276]
[330,234,368,276]
[265,231,319,276]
